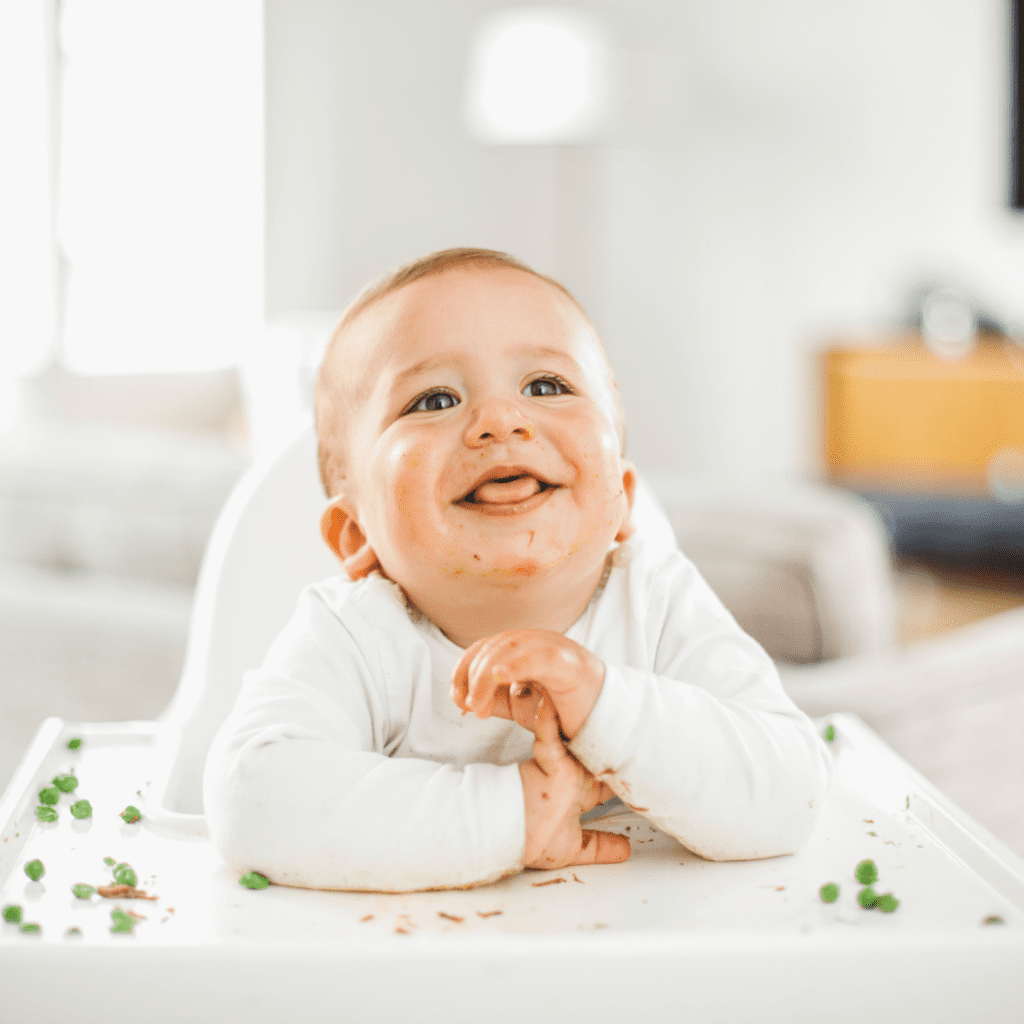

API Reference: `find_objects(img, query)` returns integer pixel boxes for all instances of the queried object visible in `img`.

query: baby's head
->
[315,248,634,640]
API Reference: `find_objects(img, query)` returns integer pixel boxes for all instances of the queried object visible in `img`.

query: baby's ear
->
[614,462,637,543]
[320,497,381,580]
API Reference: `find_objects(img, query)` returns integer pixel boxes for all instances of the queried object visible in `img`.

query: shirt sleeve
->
[568,552,833,861]
[203,582,526,892]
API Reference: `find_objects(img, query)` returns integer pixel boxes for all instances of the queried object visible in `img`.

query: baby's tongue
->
[472,475,542,504]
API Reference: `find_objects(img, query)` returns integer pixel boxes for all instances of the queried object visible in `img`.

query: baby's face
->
[325,266,631,600]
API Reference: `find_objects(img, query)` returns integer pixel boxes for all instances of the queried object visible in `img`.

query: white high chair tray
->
[2,712,1022,1024]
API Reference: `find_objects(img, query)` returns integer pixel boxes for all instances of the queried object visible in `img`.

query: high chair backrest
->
[156,423,677,814]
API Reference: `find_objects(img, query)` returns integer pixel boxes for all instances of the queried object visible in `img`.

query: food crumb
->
[167,907,175,914]
[982,915,1005,925]
[65,927,82,937]
[857,886,879,909]
[855,860,878,885]
[53,774,78,793]
[531,877,567,887]
[97,885,156,900]
[360,914,374,922]
[572,873,584,884]
[70,799,92,819]
[862,819,873,824]
[395,926,410,935]
[867,831,877,837]
[438,912,464,923]
[477,910,502,918]
[239,871,270,890]
[113,863,137,887]
[110,908,134,934]
[20,923,41,934]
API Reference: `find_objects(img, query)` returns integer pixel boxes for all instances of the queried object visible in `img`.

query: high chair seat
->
[2,423,1023,1023]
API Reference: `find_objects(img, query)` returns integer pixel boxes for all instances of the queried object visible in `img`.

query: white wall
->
[264,0,1024,481]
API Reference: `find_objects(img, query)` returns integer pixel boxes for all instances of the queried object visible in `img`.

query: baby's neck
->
[407,557,610,650]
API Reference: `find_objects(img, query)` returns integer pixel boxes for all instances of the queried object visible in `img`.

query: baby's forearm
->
[204,729,526,892]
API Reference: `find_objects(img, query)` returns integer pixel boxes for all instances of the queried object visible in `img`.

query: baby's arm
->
[203,583,527,892]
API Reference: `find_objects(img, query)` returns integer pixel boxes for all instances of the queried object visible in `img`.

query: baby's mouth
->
[460,474,553,506]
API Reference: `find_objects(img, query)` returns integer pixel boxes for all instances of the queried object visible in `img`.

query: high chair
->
[2,423,1022,1024]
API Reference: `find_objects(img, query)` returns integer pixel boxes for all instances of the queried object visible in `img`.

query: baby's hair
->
[314,247,623,496]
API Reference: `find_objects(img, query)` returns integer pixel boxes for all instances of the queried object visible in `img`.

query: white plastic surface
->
[2,713,1023,1023]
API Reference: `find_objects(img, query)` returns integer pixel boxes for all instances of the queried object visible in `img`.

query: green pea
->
[982,915,1005,925]
[72,884,96,899]
[20,923,41,934]
[3,905,22,924]
[38,786,60,805]
[120,805,141,824]
[65,927,82,937]
[238,871,270,890]
[876,893,899,913]
[103,856,115,867]
[112,863,137,887]
[53,774,78,793]
[67,737,82,750]
[824,724,835,742]
[854,859,878,885]
[24,859,44,881]
[857,886,879,909]
[70,799,92,819]
[110,908,134,934]
[35,806,58,823]
[818,882,840,903]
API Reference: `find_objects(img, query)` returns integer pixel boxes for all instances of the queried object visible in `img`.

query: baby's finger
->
[508,682,543,733]
[450,636,493,710]
[576,830,631,866]
[530,697,569,777]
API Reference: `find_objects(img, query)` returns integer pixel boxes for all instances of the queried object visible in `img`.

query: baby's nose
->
[464,400,535,447]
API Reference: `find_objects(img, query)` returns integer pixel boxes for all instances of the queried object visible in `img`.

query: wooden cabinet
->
[824,335,1024,495]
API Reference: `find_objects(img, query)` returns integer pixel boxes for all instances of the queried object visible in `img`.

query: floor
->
[894,556,1024,643]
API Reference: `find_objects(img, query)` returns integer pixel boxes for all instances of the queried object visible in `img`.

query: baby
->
[204,248,832,891]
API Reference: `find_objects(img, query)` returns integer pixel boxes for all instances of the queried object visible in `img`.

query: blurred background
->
[1,0,1023,814]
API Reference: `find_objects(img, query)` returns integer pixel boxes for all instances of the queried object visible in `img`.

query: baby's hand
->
[519,695,630,869]
[450,630,605,740]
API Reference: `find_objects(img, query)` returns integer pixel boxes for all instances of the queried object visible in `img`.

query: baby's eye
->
[523,376,571,398]
[406,390,460,414]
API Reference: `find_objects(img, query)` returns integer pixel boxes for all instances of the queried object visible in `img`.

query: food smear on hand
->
[24,859,45,881]
[112,863,137,887]
[72,884,97,899]
[818,883,840,903]
[53,774,78,793]
[38,786,60,805]
[70,799,92,819]
[3,905,22,924]
[35,806,58,823]
[854,859,878,886]
[120,805,142,824]
[239,871,270,890]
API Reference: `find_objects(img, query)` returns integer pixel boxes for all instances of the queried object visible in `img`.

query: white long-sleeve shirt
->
[204,537,833,892]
